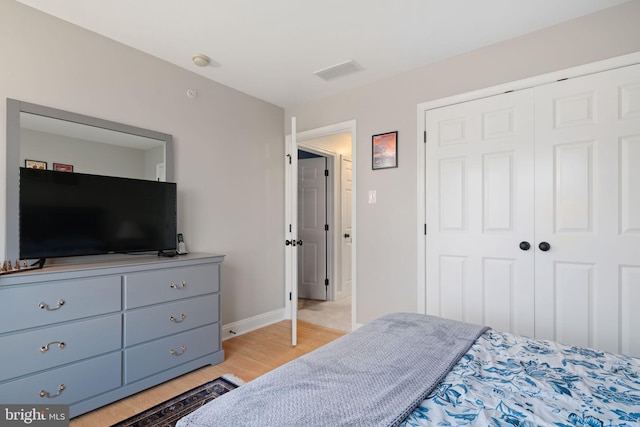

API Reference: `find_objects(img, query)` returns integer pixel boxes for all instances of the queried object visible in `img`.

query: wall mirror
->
[5,98,173,260]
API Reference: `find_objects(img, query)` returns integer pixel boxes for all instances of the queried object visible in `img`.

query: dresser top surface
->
[0,253,224,286]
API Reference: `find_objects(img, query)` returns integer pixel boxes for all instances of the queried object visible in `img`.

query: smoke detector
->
[192,54,210,67]
[314,60,363,81]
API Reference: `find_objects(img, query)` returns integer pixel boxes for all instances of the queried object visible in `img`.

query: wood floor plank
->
[70,320,345,426]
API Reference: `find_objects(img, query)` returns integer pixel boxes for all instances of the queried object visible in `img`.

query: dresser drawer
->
[124,263,219,308]
[124,324,219,383]
[124,294,218,346]
[0,276,121,333]
[0,352,121,405]
[1,315,121,381]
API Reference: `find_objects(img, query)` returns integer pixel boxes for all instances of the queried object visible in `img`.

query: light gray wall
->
[21,129,147,179]
[145,146,165,181]
[285,0,640,325]
[0,1,285,325]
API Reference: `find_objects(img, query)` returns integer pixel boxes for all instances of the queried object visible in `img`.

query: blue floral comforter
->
[401,330,640,427]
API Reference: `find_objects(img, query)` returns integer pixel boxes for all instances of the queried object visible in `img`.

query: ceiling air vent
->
[314,60,363,81]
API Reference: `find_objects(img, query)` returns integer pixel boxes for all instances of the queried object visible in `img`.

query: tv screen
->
[19,168,177,259]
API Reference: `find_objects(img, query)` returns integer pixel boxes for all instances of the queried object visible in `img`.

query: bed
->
[177,313,640,427]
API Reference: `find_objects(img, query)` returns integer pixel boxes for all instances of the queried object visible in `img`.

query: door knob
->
[519,241,531,251]
[538,241,551,252]
[296,240,303,246]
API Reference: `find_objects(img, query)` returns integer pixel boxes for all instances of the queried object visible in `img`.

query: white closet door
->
[425,89,536,336]
[534,64,640,356]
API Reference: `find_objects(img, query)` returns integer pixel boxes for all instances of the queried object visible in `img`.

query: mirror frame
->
[5,98,174,261]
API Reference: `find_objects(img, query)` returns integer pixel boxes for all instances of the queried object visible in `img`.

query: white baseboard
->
[222,308,286,340]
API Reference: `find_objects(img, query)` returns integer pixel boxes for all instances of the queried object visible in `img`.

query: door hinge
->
[424,131,427,143]
[324,169,329,177]
[289,224,292,233]
[324,224,329,231]
[287,154,292,164]
[424,224,427,235]
[324,279,329,287]
[289,292,292,301]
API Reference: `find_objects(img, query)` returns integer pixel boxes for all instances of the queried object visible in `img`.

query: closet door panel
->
[535,64,640,355]
[620,134,640,234]
[554,141,595,232]
[425,89,535,336]
[620,266,640,356]
[553,262,594,348]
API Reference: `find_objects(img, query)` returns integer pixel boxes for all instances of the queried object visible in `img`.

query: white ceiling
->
[17,0,629,108]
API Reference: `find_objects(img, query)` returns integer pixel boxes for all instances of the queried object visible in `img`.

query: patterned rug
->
[111,374,243,427]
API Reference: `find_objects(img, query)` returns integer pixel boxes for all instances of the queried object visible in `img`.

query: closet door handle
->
[519,241,531,251]
[538,242,551,252]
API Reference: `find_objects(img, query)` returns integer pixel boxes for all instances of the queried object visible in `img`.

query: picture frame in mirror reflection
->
[53,163,74,172]
[25,159,47,170]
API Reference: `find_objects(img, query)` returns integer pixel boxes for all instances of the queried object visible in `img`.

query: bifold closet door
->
[424,89,536,337]
[534,64,640,357]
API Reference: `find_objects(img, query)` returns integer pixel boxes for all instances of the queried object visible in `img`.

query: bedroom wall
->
[285,0,640,325]
[21,129,148,179]
[0,0,285,326]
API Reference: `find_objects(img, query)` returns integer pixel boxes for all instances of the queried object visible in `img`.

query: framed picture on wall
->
[53,163,74,172]
[372,131,398,170]
[25,159,47,170]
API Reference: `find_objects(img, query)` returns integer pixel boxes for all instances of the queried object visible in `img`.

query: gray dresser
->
[0,253,224,417]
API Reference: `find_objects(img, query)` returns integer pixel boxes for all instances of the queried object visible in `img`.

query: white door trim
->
[285,119,357,330]
[416,51,640,315]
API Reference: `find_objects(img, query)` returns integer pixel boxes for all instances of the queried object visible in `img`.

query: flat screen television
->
[19,167,177,259]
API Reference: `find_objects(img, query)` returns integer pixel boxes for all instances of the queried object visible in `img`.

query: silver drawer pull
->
[170,345,186,356]
[40,384,65,398]
[40,341,66,353]
[170,280,186,289]
[39,300,65,311]
[170,314,186,323]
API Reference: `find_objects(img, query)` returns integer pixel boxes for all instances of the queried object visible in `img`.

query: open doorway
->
[296,133,352,332]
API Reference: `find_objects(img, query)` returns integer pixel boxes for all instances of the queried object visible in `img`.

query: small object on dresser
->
[0,259,43,275]
[177,233,188,255]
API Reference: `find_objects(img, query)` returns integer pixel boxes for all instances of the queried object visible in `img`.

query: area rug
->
[112,374,243,427]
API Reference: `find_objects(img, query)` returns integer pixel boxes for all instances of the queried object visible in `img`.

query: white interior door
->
[340,156,353,299]
[284,117,298,346]
[425,89,536,337]
[534,64,640,355]
[298,156,328,300]
[288,119,357,335]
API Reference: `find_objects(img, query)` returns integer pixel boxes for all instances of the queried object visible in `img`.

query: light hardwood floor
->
[71,320,345,426]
